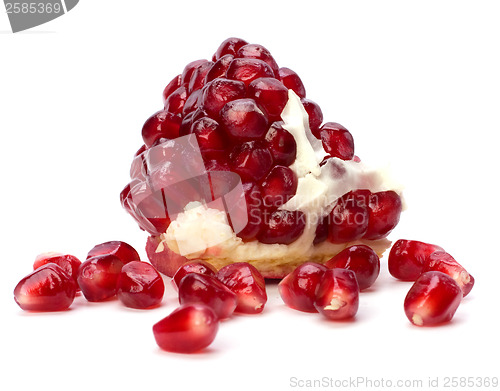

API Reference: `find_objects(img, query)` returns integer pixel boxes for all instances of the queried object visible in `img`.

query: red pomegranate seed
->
[325,245,380,291]
[423,251,474,297]
[146,236,190,277]
[188,61,213,93]
[364,191,403,240]
[164,85,188,115]
[178,273,237,319]
[257,209,306,245]
[204,158,230,172]
[162,74,181,103]
[319,122,355,160]
[181,59,208,85]
[388,239,444,281]
[77,254,124,302]
[328,191,369,243]
[142,110,182,147]
[116,261,165,309]
[205,54,234,83]
[236,182,263,241]
[265,121,297,166]
[236,44,280,77]
[314,268,359,320]
[230,141,273,182]
[278,262,328,312]
[153,304,218,353]
[301,98,323,138]
[313,215,329,244]
[191,117,226,158]
[172,260,217,288]
[14,264,77,312]
[220,98,269,141]
[213,37,248,60]
[226,58,275,86]
[261,165,298,209]
[87,241,140,265]
[404,271,462,326]
[248,77,289,120]
[201,78,246,118]
[278,67,306,98]
[182,89,202,115]
[216,262,267,314]
[33,253,81,287]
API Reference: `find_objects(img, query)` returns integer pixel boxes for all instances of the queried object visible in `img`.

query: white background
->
[1,1,499,390]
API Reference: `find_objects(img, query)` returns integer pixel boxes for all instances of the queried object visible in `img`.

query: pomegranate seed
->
[388,239,443,281]
[301,98,323,138]
[188,61,213,93]
[164,85,188,115]
[257,210,306,245]
[33,253,81,287]
[236,44,280,77]
[265,121,297,166]
[142,110,182,147]
[153,304,218,353]
[180,59,208,85]
[191,117,226,158]
[204,158,231,172]
[404,271,462,326]
[230,141,273,182]
[216,262,267,314]
[261,165,298,209]
[213,37,248,60]
[178,273,237,319]
[162,74,181,103]
[14,264,77,312]
[364,191,403,240]
[146,236,190,277]
[116,261,165,309]
[248,77,289,120]
[220,98,268,141]
[424,251,474,297]
[172,260,217,288]
[278,67,306,98]
[87,241,140,265]
[201,78,246,118]
[314,268,359,320]
[328,191,369,243]
[77,254,124,302]
[226,58,275,86]
[205,54,234,83]
[236,182,264,241]
[182,89,202,115]
[325,245,380,291]
[278,262,328,312]
[319,122,355,160]
[313,215,329,245]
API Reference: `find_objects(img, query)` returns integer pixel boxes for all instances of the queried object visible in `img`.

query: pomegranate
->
[33,252,81,287]
[77,254,124,302]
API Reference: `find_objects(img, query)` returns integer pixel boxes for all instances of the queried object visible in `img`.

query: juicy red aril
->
[14,264,77,312]
[213,37,248,61]
[278,67,306,98]
[325,245,380,291]
[188,61,213,93]
[388,239,444,281]
[181,59,208,85]
[364,191,403,240]
[178,273,237,319]
[172,260,218,288]
[162,74,181,103]
[314,268,359,320]
[320,122,355,161]
[301,98,323,138]
[205,158,230,172]
[220,98,268,141]
[87,241,140,265]
[328,191,369,243]
[77,254,124,302]
[205,54,234,83]
[261,165,298,209]
[164,86,188,115]
[230,141,273,182]
[278,262,328,312]
[142,110,182,147]
[153,304,218,353]
[201,78,246,118]
[33,253,81,287]
[182,89,202,115]
[313,215,329,244]
[191,117,226,158]
[404,271,462,326]
[146,235,190,277]
[248,77,288,121]
[236,182,263,241]
[424,251,474,297]
[226,58,275,86]
[216,262,267,314]
[265,121,297,166]
[236,44,280,77]
[258,210,305,245]
[116,261,165,309]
